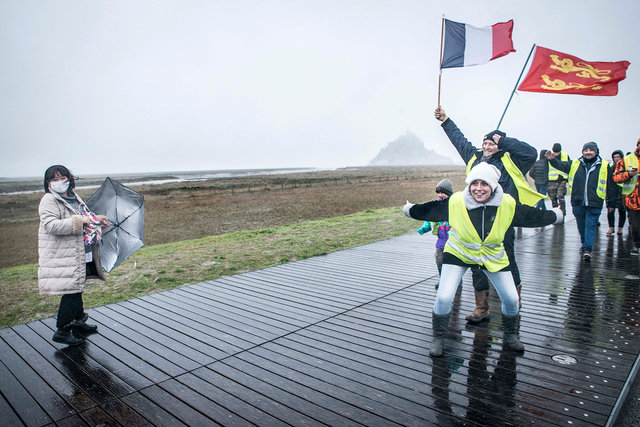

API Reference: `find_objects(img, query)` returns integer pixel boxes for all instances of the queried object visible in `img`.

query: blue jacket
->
[442,118,537,201]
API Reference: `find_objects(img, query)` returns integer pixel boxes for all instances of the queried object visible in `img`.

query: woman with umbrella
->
[403,163,563,356]
[38,165,109,346]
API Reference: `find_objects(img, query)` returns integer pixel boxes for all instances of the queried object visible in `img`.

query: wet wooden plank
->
[29,319,154,391]
[158,376,257,426]
[93,305,214,366]
[0,393,25,427]
[121,392,187,427]
[0,356,52,426]
[77,405,119,426]
[139,385,216,426]
[0,326,98,414]
[100,398,154,426]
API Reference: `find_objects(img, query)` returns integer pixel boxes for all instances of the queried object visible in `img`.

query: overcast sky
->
[1,0,638,178]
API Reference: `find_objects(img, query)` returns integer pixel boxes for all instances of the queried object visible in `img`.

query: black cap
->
[552,143,562,153]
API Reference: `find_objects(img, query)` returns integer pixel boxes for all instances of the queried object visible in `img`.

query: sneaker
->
[631,247,640,255]
[583,251,592,261]
[606,228,615,235]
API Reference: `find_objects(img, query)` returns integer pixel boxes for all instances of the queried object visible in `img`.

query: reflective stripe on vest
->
[567,159,609,200]
[548,152,569,180]
[443,192,516,272]
[621,153,639,195]
[465,152,544,206]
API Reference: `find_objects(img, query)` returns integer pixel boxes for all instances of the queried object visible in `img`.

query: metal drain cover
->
[552,354,577,365]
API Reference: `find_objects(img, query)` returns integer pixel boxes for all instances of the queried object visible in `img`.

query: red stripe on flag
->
[491,20,515,60]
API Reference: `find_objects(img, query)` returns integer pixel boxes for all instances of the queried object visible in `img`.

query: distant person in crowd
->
[417,179,455,289]
[613,139,640,254]
[607,150,626,235]
[38,165,108,346]
[546,142,614,261]
[434,106,542,323]
[547,143,570,215]
[404,163,562,356]
[529,149,549,210]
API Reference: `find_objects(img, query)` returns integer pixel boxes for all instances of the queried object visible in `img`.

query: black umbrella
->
[86,177,144,272]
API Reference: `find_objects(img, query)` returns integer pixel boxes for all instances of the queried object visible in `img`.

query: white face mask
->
[50,180,70,194]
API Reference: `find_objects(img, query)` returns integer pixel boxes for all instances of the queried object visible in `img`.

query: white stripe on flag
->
[463,24,492,67]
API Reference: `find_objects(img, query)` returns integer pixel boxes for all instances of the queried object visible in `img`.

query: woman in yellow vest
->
[404,163,562,357]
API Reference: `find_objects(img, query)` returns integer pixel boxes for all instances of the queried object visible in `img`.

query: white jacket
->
[37,190,104,295]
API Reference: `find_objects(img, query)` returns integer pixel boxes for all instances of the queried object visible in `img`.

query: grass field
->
[0,166,466,327]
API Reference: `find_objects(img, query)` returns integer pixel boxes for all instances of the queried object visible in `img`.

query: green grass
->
[0,206,416,328]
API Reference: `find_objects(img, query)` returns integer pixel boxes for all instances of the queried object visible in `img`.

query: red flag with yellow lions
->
[518,46,630,96]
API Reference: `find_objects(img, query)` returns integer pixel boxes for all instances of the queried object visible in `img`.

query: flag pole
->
[437,15,445,107]
[496,43,536,129]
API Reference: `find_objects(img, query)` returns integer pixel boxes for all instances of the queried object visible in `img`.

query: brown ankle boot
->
[465,290,490,323]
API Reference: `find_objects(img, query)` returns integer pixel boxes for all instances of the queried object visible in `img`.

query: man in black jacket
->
[529,150,549,210]
[547,141,615,261]
[435,106,539,322]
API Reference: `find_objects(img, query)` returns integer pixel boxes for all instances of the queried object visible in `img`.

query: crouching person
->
[403,163,562,356]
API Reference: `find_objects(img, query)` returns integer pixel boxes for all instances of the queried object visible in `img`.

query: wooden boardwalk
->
[1,213,639,426]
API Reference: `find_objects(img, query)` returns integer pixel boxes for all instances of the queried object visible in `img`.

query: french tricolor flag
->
[441,19,515,68]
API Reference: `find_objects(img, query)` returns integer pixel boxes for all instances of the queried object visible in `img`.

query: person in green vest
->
[547,143,571,216]
[434,106,543,324]
[612,138,640,254]
[404,163,562,357]
[546,142,615,261]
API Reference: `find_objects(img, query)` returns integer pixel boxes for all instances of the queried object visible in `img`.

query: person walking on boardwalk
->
[403,163,562,356]
[434,106,542,323]
[547,143,571,215]
[529,149,549,210]
[546,142,614,261]
[607,150,627,236]
[613,139,640,254]
[38,165,108,346]
[417,179,455,289]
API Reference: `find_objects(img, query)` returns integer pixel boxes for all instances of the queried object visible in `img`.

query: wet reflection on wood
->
[0,214,638,425]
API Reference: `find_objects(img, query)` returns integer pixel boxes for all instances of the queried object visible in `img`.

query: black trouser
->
[607,207,627,228]
[56,292,84,329]
[472,227,520,291]
[628,209,640,248]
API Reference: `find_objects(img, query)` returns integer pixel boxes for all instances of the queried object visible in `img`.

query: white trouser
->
[433,264,519,316]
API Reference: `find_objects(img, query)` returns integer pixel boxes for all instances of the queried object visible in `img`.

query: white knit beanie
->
[465,162,501,191]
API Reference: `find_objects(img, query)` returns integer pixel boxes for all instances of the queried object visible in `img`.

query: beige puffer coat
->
[38,190,105,295]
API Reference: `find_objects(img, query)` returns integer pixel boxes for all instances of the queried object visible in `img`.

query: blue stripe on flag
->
[441,19,466,68]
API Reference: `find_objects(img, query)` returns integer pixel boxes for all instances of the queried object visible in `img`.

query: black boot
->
[502,314,524,352]
[430,313,450,357]
[72,319,98,334]
[52,329,84,346]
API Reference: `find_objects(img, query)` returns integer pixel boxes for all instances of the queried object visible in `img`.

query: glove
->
[551,207,564,224]
[403,200,415,218]
[417,228,425,235]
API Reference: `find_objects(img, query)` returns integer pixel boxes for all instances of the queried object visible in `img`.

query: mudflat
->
[0,166,465,268]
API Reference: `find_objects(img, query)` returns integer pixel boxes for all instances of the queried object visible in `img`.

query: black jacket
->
[529,158,549,187]
[408,193,557,270]
[606,164,624,209]
[548,156,615,209]
[442,118,537,201]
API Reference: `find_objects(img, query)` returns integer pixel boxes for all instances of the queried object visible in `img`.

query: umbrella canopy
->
[86,177,144,272]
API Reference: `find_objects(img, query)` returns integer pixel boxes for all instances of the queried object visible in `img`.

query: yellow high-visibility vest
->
[548,152,569,180]
[466,152,544,206]
[444,192,516,272]
[567,159,610,199]
[621,153,639,195]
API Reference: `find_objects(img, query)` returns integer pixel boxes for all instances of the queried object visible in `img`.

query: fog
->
[1,0,638,178]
